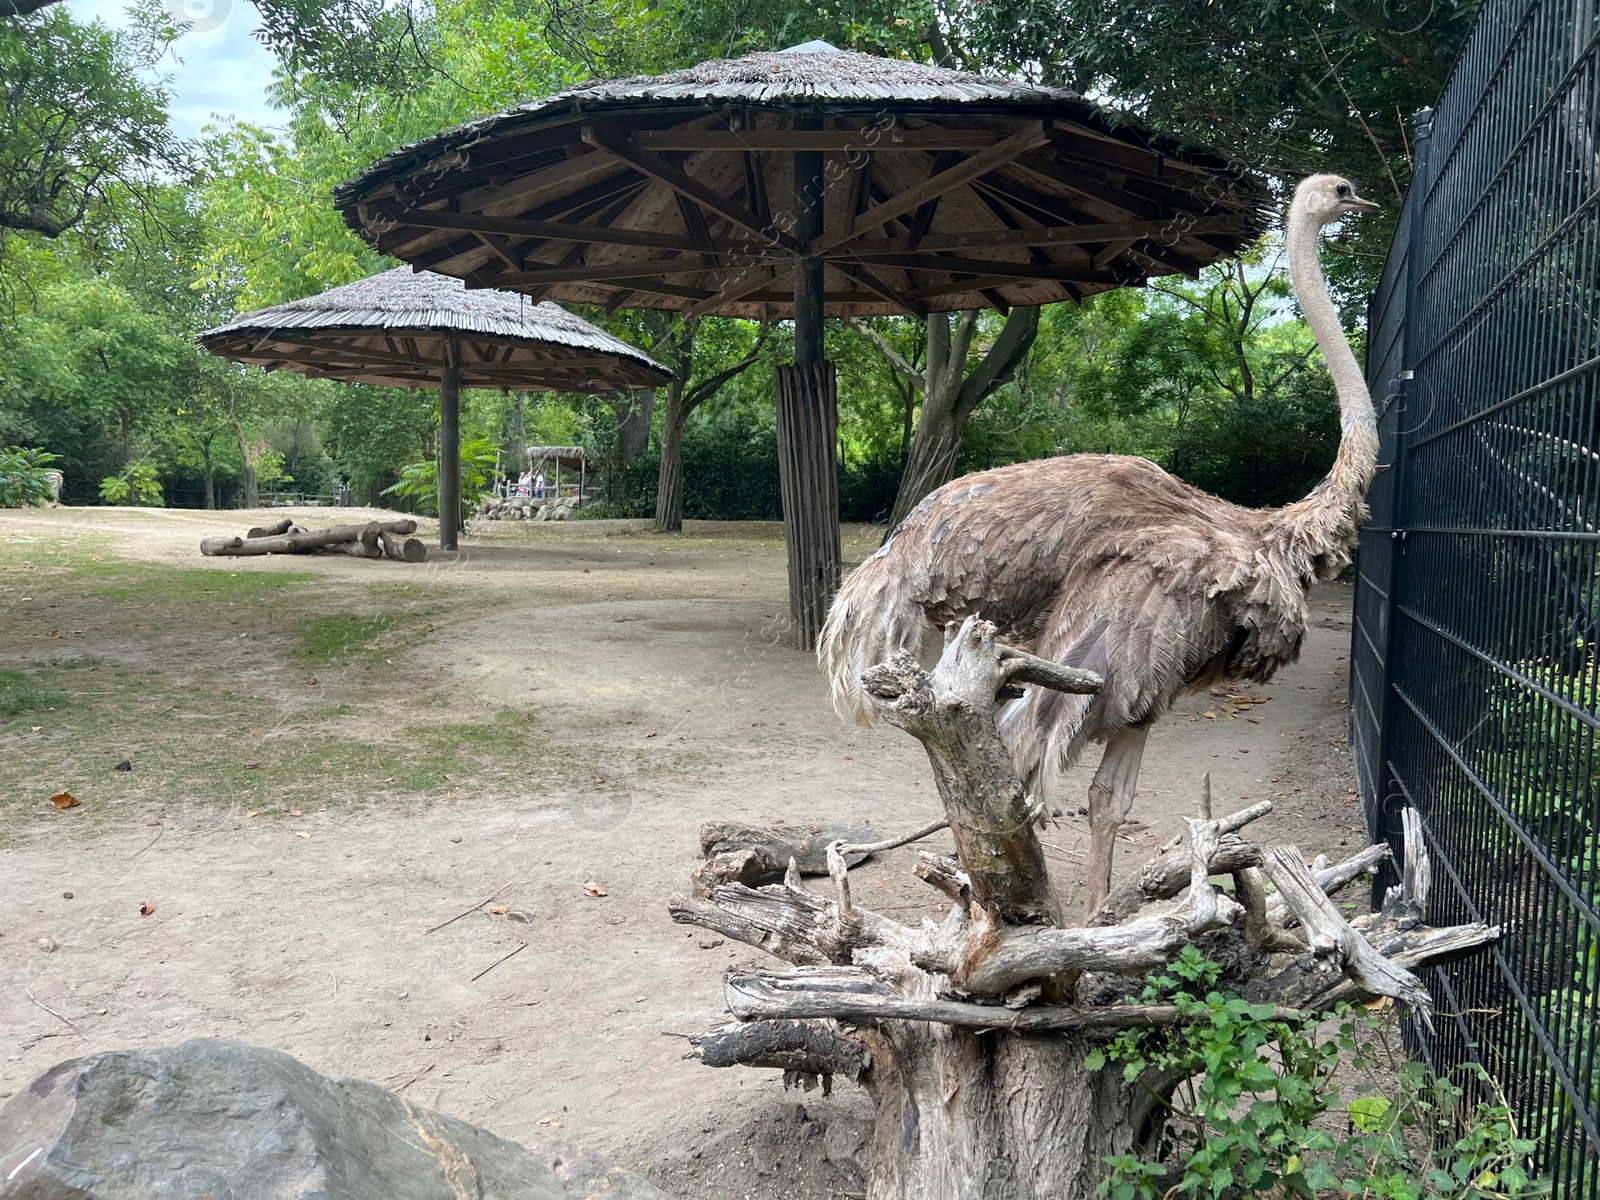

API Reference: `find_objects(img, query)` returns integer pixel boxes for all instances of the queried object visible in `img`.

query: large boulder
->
[0,1039,669,1200]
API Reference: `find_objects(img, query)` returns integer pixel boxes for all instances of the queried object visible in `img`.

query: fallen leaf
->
[644,731,657,738]
[294,831,312,839]
[583,881,608,897]
[49,629,59,638]
[582,568,590,574]
[306,676,318,685]
[593,776,607,785]
[1362,996,1393,1011]
[245,810,258,818]
[50,791,81,809]
[289,809,303,816]
[844,755,854,760]
[490,906,509,916]
[1203,711,1216,720]
[536,1117,561,1127]
[139,902,154,916]
[750,721,763,727]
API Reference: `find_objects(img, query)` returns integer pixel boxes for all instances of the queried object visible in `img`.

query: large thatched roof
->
[334,45,1272,318]
[199,267,670,390]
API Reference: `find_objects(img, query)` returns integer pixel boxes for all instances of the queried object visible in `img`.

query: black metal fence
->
[1352,0,1600,1185]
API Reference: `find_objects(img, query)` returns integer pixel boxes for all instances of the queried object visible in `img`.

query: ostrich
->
[819,174,1381,916]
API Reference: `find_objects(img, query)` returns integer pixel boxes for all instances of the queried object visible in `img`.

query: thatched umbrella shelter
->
[333,44,1272,643]
[199,267,669,550]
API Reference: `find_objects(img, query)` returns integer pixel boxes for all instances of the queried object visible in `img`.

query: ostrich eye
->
[1335,184,1351,197]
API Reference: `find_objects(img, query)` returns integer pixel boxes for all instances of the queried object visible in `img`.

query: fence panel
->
[1353,0,1600,1185]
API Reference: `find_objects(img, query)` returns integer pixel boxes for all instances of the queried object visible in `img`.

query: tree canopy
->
[0,0,1478,516]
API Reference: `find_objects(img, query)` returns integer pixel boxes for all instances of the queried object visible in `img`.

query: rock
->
[0,1039,670,1200]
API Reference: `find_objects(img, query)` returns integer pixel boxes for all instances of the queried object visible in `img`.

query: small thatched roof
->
[199,267,670,390]
[335,45,1272,318]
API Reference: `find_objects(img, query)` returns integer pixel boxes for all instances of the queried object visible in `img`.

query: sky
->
[70,0,284,138]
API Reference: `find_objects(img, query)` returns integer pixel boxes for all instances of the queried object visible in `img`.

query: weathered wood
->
[379,530,428,562]
[774,363,841,650]
[859,619,1067,923]
[725,971,1304,1032]
[699,821,879,875]
[439,360,461,552]
[327,522,383,558]
[689,1018,869,1092]
[246,517,298,538]
[200,520,418,557]
[671,610,1500,1200]
[1266,842,1390,922]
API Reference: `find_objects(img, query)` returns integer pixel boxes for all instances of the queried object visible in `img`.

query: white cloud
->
[67,0,285,138]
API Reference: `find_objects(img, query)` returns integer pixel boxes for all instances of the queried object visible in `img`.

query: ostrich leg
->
[1083,726,1150,916]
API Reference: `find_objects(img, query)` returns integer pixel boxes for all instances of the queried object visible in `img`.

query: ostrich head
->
[1293,174,1381,226]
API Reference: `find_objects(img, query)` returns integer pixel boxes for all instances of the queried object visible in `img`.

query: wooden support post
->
[439,358,461,552]
[779,119,841,650]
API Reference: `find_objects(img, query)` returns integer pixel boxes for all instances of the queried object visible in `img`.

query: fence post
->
[1371,106,1434,900]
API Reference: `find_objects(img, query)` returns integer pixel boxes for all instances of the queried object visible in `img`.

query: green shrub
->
[0,446,59,507]
[99,461,163,506]
[1096,949,1549,1200]
[382,436,498,516]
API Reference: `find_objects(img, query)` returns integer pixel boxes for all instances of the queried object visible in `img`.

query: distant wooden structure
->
[199,268,668,549]
[523,445,588,502]
[335,44,1270,644]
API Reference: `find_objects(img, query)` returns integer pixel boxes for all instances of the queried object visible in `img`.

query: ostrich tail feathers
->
[818,543,930,725]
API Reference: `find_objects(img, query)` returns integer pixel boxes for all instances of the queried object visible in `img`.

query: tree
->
[952,0,1478,292]
[0,0,184,242]
[852,306,1039,535]
[645,314,771,533]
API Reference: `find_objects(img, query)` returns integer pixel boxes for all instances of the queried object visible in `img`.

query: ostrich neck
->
[1278,206,1379,559]
[1287,212,1373,434]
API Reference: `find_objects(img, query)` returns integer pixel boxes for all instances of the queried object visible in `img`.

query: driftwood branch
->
[1088,800,1274,926]
[725,970,1304,1033]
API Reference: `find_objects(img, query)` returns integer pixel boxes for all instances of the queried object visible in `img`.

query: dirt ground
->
[0,505,1366,1198]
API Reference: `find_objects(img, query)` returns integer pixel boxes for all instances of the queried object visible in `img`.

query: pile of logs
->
[672,617,1500,1200]
[199,517,428,562]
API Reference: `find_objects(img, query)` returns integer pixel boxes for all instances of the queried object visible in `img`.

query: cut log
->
[327,522,383,558]
[246,517,298,538]
[200,520,419,557]
[379,529,428,562]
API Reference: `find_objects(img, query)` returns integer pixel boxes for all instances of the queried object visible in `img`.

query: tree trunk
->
[864,307,1040,541]
[866,1026,1157,1200]
[120,408,131,464]
[655,384,686,532]
[617,388,655,467]
[202,442,216,511]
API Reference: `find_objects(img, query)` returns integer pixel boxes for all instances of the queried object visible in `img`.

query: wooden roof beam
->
[826,260,927,318]
[836,252,1116,284]
[581,123,801,252]
[367,206,783,256]
[813,123,1050,255]
[842,216,1241,256]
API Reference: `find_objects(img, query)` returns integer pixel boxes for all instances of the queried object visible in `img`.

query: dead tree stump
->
[671,617,1499,1200]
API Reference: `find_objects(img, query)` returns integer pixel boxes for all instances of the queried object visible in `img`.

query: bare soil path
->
[0,506,1363,1198]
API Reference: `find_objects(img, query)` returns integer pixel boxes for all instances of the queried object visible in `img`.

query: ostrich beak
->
[1346,193,1380,215]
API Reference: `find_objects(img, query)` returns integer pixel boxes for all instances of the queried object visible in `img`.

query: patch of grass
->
[79,564,321,604]
[0,669,69,717]
[296,612,407,663]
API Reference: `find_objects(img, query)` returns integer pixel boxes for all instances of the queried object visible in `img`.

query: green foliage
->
[1095,949,1549,1200]
[0,444,56,506]
[0,0,185,246]
[99,460,162,506]
[381,434,500,515]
